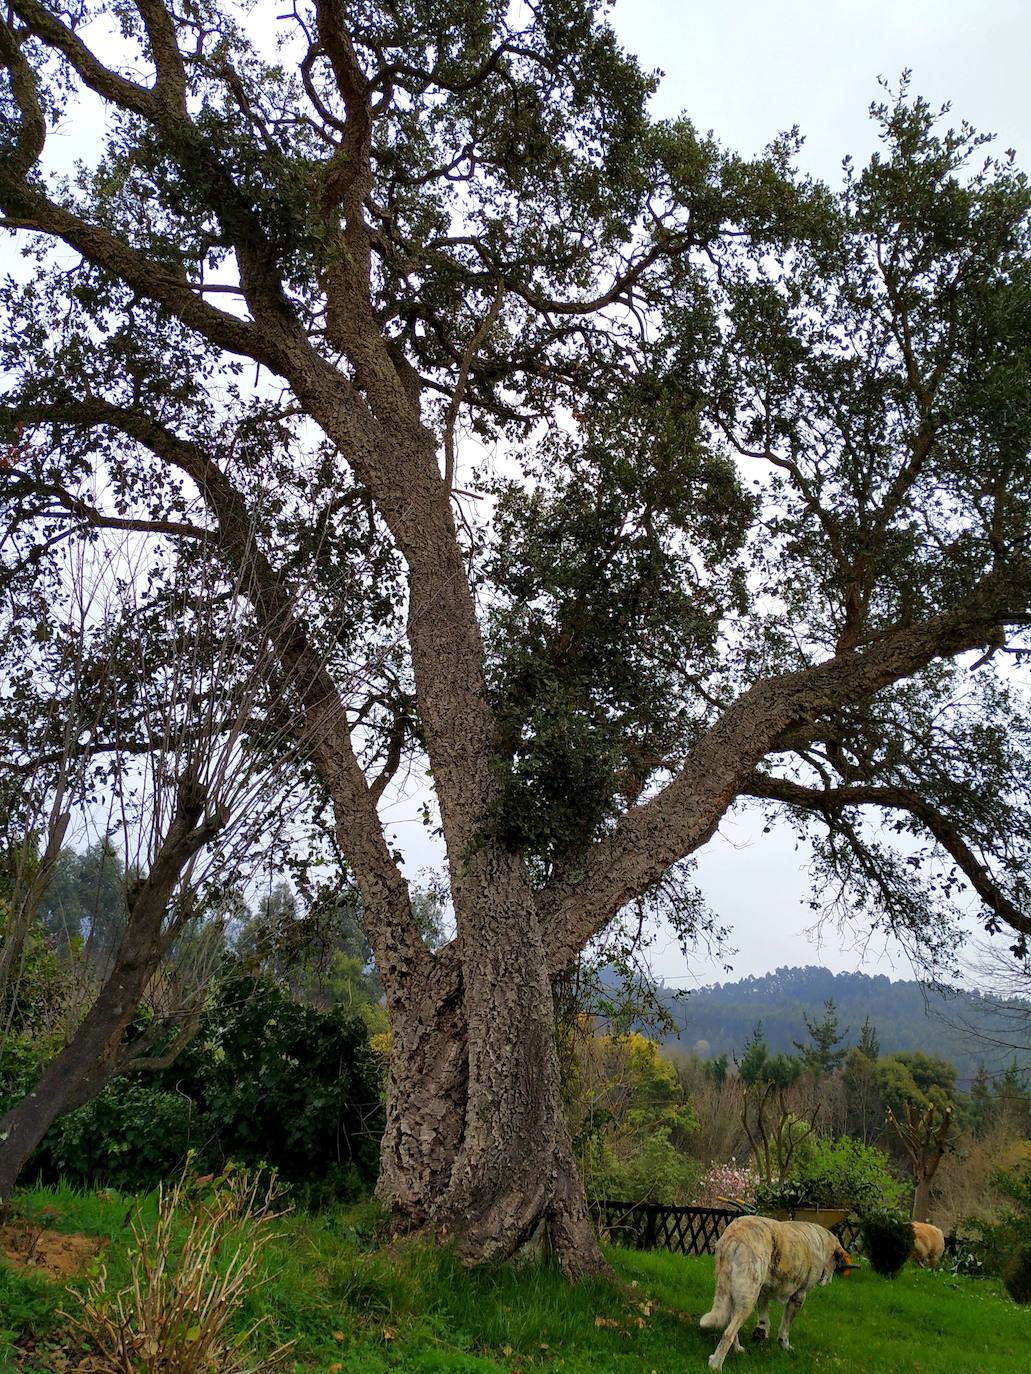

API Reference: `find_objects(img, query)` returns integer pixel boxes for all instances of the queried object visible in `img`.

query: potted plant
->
[752,1180,849,1229]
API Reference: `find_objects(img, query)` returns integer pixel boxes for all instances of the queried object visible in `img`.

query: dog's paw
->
[778,1338,793,1351]
[751,1326,768,1343]
[708,1356,723,1371]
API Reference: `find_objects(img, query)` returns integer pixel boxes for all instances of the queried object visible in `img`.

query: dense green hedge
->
[28,976,385,1203]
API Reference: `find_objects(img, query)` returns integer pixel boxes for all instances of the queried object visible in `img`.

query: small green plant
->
[861,1211,914,1278]
[945,1231,988,1279]
[751,1179,809,1214]
[64,1166,294,1373]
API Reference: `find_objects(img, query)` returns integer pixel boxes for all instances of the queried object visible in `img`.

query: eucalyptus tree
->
[2,2,1031,1273]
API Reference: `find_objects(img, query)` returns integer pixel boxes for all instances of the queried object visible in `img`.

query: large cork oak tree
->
[3,3,1031,1273]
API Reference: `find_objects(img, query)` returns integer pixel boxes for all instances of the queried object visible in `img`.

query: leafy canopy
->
[1,6,1030,967]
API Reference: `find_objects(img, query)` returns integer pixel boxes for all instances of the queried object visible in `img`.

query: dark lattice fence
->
[590,1203,869,1258]
[836,1219,864,1254]
[589,1202,741,1255]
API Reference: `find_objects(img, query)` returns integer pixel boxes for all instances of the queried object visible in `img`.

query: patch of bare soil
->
[0,1223,101,1280]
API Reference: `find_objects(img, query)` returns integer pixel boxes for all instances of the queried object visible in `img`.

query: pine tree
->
[858,1015,881,1060]
[794,998,850,1076]
[737,1022,770,1086]
[970,1063,993,1135]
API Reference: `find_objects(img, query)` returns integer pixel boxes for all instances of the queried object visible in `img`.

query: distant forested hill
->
[649,966,1029,1084]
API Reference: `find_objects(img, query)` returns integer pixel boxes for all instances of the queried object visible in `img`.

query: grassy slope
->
[1,1185,1028,1373]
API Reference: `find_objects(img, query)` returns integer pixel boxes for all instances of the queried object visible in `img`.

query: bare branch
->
[8,394,431,987]
[443,282,504,490]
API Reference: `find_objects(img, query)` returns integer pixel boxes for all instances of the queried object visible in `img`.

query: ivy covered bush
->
[37,1081,199,1193]
[30,976,385,1202]
[861,1211,914,1278]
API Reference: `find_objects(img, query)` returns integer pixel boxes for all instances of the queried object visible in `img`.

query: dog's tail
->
[698,1300,730,1331]
[699,1253,732,1331]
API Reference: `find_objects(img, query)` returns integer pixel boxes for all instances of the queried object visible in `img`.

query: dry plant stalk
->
[64,1168,295,1374]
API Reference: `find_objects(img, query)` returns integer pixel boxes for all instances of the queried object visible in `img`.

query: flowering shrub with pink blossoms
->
[697,1160,757,1209]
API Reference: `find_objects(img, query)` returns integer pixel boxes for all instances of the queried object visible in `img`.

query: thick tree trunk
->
[386,852,607,1277]
[376,957,468,1225]
[375,872,607,1278]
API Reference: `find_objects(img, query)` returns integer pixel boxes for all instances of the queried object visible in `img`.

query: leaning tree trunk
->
[0,780,222,1203]
[0,968,146,1200]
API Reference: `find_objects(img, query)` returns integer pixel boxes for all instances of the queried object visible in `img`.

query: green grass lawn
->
[1,1184,1028,1373]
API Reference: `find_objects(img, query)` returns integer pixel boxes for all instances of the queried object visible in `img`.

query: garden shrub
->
[967,1165,1031,1288]
[35,1081,199,1192]
[861,1211,914,1278]
[67,1165,292,1373]
[786,1134,909,1214]
[29,976,385,1200]
[164,976,384,1187]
